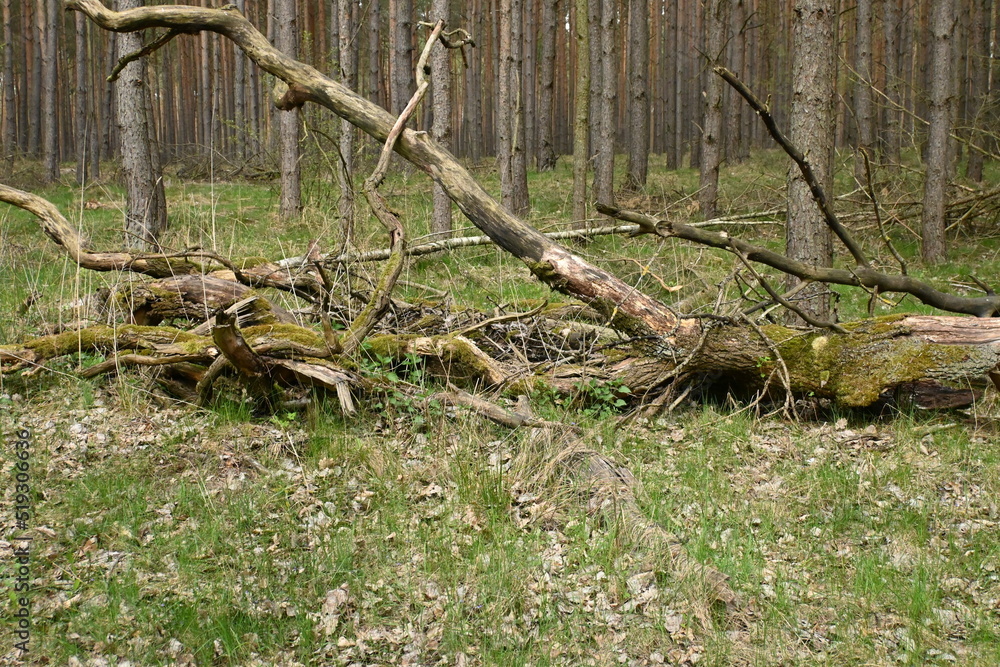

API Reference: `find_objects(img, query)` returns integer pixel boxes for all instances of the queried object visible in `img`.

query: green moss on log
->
[762,316,983,406]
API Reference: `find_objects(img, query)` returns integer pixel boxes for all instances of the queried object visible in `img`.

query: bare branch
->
[714,66,871,268]
[597,203,1000,317]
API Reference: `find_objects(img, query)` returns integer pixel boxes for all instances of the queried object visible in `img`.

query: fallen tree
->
[4,0,998,411]
[3,0,1000,619]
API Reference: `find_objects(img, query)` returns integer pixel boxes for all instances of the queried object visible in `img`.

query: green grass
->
[3,148,1000,664]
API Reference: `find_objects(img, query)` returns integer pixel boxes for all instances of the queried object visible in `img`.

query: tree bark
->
[624,0,649,190]
[572,0,590,225]
[509,0,529,214]
[366,0,381,107]
[430,0,453,237]
[592,0,616,206]
[964,0,990,182]
[1,0,13,165]
[338,0,358,232]
[115,0,167,249]
[699,0,726,220]
[273,0,301,219]
[723,0,747,164]
[232,0,246,161]
[921,0,956,264]
[75,12,90,183]
[536,0,558,172]
[786,0,836,320]
[881,0,901,165]
[498,0,530,216]
[41,0,58,181]
[389,0,414,115]
[853,0,874,184]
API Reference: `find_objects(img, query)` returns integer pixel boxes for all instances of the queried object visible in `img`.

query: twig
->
[108,28,183,81]
[859,148,907,275]
[729,241,847,333]
[454,302,548,337]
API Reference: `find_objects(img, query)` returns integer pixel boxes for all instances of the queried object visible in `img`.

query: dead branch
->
[597,203,1000,317]
[340,22,445,354]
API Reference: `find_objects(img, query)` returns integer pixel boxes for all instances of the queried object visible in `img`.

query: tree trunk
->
[338,0,358,232]
[1,0,13,166]
[115,0,167,249]
[509,0,529,214]
[921,0,956,264]
[724,0,747,163]
[366,0,381,107]
[233,0,247,161]
[964,0,990,182]
[592,0,616,206]
[498,0,530,216]
[273,0,301,219]
[786,0,836,320]
[75,12,90,183]
[587,0,601,167]
[498,0,513,205]
[389,0,414,115]
[881,0,901,165]
[41,0,58,181]
[699,0,726,220]
[464,0,484,162]
[27,0,42,156]
[572,0,590,225]
[624,0,649,190]
[430,0,453,237]
[853,0,874,184]
[536,0,558,172]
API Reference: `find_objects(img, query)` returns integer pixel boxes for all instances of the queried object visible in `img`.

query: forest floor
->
[2,150,1000,665]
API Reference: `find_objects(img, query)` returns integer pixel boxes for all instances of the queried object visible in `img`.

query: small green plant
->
[576,378,632,418]
[755,355,772,379]
[269,411,298,429]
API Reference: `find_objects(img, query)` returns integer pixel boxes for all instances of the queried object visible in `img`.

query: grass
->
[3,148,1000,664]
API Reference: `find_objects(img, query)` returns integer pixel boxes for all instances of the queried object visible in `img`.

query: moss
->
[242,323,326,348]
[357,334,418,361]
[762,317,976,406]
[234,256,272,270]
[21,325,206,359]
[527,260,570,293]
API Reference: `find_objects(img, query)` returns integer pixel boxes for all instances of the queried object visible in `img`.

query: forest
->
[2,0,1000,665]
